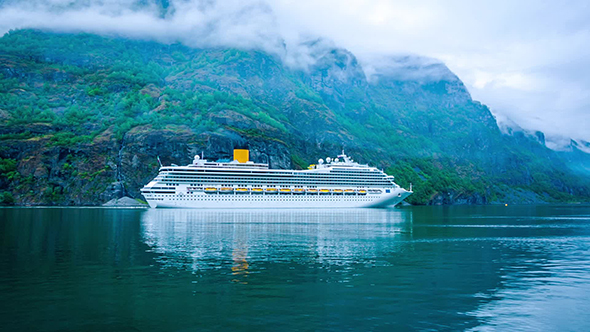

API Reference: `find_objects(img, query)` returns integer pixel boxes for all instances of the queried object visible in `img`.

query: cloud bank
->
[1,0,588,145]
[0,0,284,55]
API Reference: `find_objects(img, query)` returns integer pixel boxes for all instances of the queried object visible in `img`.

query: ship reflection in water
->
[140,208,413,278]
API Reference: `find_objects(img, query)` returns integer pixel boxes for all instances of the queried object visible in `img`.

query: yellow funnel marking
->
[233,149,249,163]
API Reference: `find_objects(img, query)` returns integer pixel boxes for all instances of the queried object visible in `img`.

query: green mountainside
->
[0,29,588,205]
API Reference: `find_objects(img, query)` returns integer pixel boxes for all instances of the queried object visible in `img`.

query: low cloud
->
[0,0,285,56]
[1,0,589,144]
[361,55,459,84]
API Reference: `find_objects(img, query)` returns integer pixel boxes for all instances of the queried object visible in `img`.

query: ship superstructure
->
[141,149,412,208]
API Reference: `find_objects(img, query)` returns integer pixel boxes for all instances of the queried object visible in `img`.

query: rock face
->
[113,127,293,200]
[0,125,295,205]
[0,29,589,206]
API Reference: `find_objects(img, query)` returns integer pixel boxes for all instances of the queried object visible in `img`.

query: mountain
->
[0,29,588,206]
[498,119,590,178]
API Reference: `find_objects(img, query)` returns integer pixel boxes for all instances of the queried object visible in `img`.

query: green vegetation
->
[0,29,588,205]
[0,191,14,205]
[0,158,18,179]
[0,158,17,205]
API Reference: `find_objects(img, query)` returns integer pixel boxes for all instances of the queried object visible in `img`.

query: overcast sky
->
[1,0,588,146]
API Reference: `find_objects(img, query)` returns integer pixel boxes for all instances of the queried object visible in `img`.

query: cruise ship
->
[140,149,412,208]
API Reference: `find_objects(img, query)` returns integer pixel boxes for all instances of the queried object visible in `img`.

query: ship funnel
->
[233,149,249,163]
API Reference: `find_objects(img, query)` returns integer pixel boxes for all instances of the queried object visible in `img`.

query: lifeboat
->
[368,189,382,194]
[344,189,356,195]
[332,189,343,195]
[220,187,234,194]
[235,188,249,194]
[292,188,305,195]
[251,188,264,194]
[265,188,278,194]
[357,189,367,195]
[279,188,292,194]
[204,187,218,194]
[319,189,331,195]
[307,189,318,194]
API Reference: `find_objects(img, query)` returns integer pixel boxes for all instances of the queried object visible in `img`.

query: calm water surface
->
[1,205,590,331]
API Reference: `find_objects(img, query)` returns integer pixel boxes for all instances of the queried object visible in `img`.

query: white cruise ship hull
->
[144,187,412,209]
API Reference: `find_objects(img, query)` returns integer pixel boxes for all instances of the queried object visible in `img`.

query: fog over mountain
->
[1,0,588,146]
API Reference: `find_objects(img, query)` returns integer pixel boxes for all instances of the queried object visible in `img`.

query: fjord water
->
[1,206,590,331]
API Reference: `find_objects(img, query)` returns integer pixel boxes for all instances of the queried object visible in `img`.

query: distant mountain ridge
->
[0,29,588,205]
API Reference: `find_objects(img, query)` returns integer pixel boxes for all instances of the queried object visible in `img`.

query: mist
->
[1,0,588,145]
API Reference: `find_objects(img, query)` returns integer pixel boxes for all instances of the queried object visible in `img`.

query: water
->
[1,205,590,331]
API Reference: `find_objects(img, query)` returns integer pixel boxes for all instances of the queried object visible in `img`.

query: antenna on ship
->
[157,156,163,168]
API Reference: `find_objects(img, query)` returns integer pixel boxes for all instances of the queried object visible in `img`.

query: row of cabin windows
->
[161,179,392,185]
[162,174,386,180]
[153,194,371,201]
[163,177,389,182]
[161,169,380,174]
[157,197,373,201]
[160,175,386,182]
[161,171,385,176]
